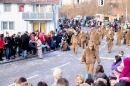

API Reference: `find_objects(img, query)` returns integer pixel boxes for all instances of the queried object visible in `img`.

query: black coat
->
[4,37,12,48]
[15,36,21,46]
[21,34,29,50]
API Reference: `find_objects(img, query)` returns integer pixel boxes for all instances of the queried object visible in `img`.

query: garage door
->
[40,23,46,34]
[33,23,39,32]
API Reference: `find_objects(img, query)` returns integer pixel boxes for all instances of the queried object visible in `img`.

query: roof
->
[0,0,59,4]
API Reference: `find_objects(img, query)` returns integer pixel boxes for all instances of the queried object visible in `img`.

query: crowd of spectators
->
[13,50,130,86]
[0,29,74,61]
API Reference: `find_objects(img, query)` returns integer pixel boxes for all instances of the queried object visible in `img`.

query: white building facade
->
[0,0,60,36]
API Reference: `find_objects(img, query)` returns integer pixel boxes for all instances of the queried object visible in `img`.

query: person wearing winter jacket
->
[111,55,122,71]
[94,65,110,86]
[109,55,122,82]
[0,34,4,61]
[15,32,21,56]
[35,36,42,59]
[4,32,12,60]
[115,57,130,86]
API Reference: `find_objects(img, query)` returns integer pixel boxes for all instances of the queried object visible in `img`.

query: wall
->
[0,3,32,36]
[46,21,55,34]
[0,3,60,36]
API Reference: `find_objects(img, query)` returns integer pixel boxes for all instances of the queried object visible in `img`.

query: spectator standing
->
[0,34,4,61]
[39,32,46,44]
[4,32,12,60]
[29,39,37,55]
[35,36,42,59]
[15,32,21,57]
[56,32,62,48]
[30,32,35,41]
[21,31,29,58]
[11,34,16,59]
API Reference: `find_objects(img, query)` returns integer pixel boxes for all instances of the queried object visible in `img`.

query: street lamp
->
[110,4,113,15]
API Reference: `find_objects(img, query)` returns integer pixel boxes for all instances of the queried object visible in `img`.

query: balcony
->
[22,12,53,21]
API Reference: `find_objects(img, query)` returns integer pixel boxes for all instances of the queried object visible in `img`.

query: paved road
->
[0,27,130,86]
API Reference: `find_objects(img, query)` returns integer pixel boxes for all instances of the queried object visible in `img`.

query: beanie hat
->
[6,31,9,35]
[53,68,62,79]
[85,74,93,80]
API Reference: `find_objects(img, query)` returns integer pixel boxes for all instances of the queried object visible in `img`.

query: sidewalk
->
[0,49,60,64]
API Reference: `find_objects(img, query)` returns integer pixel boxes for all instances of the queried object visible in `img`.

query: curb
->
[0,48,60,64]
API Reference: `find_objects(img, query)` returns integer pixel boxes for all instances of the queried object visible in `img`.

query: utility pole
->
[126,5,128,21]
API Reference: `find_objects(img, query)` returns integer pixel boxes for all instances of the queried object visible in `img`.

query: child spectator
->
[14,77,27,86]
[94,80,107,86]
[75,74,84,86]
[37,81,48,86]
[20,82,33,86]
[35,36,42,59]
[51,68,62,86]
[85,78,94,86]
[56,78,69,86]
[118,51,126,60]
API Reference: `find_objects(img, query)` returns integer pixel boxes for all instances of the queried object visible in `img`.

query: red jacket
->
[0,37,4,49]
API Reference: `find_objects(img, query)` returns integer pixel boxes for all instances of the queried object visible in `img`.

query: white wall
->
[0,3,59,36]
[46,21,55,34]
[0,3,32,36]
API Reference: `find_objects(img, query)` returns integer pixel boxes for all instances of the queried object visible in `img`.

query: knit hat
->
[53,68,62,79]
[6,31,9,35]
[85,74,93,80]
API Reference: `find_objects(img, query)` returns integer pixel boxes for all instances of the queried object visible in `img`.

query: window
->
[9,22,14,30]
[19,5,24,12]
[2,22,14,30]
[33,4,39,12]
[4,4,11,12]
[3,22,7,30]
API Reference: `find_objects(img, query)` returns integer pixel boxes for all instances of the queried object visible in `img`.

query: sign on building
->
[98,0,104,6]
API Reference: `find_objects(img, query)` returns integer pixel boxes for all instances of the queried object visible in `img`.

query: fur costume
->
[81,42,100,74]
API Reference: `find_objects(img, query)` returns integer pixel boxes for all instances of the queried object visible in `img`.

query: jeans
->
[16,46,20,56]
[22,50,27,57]
[6,48,11,60]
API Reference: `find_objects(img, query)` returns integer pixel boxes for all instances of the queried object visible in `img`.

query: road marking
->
[8,75,39,86]
[27,74,39,79]
[8,83,14,86]
[100,57,114,60]
[78,57,114,61]
[51,62,70,70]
[99,42,107,51]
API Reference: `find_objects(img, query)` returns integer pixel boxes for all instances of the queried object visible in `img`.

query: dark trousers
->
[0,49,3,60]
[6,48,11,60]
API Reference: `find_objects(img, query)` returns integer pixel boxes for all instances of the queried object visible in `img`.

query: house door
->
[33,23,39,32]
[40,23,46,33]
